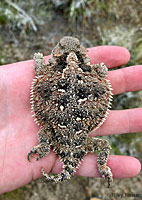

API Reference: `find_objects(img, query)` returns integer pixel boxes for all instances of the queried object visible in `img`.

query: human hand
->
[0,46,141,194]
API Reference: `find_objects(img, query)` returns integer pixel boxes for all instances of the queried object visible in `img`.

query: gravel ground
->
[24,172,142,200]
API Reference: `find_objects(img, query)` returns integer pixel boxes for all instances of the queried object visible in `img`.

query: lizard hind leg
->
[87,137,113,188]
[27,128,51,161]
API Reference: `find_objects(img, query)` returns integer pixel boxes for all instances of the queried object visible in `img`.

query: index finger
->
[51,154,141,179]
[88,46,130,68]
[1,46,130,72]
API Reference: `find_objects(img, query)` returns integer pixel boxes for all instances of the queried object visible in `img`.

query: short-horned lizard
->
[28,36,113,187]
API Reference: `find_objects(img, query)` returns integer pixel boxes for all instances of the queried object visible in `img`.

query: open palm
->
[0,46,141,194]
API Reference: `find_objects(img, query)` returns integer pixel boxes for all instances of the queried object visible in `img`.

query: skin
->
[0,46,141,194]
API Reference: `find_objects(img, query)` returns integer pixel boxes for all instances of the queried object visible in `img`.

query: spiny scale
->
[28,36,113,188]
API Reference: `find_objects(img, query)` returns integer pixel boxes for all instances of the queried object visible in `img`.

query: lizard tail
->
[41,162,77,183]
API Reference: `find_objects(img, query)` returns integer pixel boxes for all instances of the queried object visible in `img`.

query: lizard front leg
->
[33,52,47,76]
[87,137,113,187]
[92,62,108,78]
[28,128,51,161]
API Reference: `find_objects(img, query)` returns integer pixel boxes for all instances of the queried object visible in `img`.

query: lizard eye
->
[53,53,67,72]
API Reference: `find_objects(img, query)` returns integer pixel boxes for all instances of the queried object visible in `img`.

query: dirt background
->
[0,1,142,200]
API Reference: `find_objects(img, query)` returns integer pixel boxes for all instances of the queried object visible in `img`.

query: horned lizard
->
[28,36,113,187]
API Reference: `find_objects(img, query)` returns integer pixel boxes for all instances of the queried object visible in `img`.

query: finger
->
[51,154,141,179]
[44,46,130,68]
[1,46,130,74]
[92,109,142,136]
[108,65,142,95]
[88,46,130,68]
